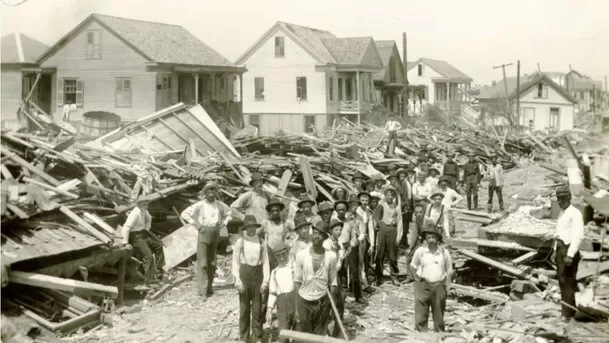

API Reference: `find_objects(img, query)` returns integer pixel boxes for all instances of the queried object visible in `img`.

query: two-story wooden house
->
[373,40,404,114]
[235,21,383,135]
[35,14,245,125]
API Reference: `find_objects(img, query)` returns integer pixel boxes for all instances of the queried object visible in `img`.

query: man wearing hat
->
[265,242,296,342]
[429,156,442,176]
[231,171,270,224]
[486,155,504,212]
[438,176,463,237]
[384,113,402,156]
[463,153,482,210]
[122,198,165,282]
[426,167,441,188]
[372,173,387,199]
[425,188,451,238]
[410,222,453,332]
[373,186,403,286]
[352,171,367,193]
[324,219,347,337]
[288,213,312,263]
[553,186,584,321]
[232,215,270,342]
[310,200,333,227]
[442,152,459,189]
[397,167,414,248]
[418,144,431,162]
[297,194,317,224]
[345,194,366,304]
[416,156,430,175]
[357,191,376,293]
[293,220,338,335]
[182,182,231,297]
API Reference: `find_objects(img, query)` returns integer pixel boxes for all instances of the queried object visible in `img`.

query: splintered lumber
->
[457,249,539,284]
[299,156,317,199]
[83,212,119,236]
[9,271,118,298]
[0,145,60,186]
[577,261,609,281]
[278,330,349,343]
[59,206,112,244]
[275,169,292,197]
[450,283,509,303]
[511,251,538,266]
[162,224,199,271]
[6,204,29,219]
[22,177,79,199]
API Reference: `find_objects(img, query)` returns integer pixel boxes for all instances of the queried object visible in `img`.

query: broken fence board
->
[10,271,118,299]
[162,224,199,271]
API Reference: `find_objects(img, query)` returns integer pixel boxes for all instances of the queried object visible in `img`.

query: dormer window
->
[86,30,101,59]
[536,82,548,99]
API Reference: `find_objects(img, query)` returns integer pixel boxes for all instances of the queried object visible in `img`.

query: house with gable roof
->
[235,21,383,135]
[35,13,245,124]
[373,40,404,114]
[1,32,50,129]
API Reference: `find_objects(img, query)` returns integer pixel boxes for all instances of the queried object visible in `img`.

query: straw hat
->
[317,201,334,213]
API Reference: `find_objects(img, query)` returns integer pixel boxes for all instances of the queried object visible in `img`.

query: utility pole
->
[493,63,514,123]
[516,60,520,130]
[402,32,409,124]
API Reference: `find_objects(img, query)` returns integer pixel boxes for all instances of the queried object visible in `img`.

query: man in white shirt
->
[439,176,463,237]
[487,155,505,212]
[265,243,295,343]
[413,172,432,207]
[62,101,72,122]
[554,186,584,321]
[231,172,270,225]
[181,182,231,298]
[121,198,165,282]
[384,113,401,156]
[410,223,453,332]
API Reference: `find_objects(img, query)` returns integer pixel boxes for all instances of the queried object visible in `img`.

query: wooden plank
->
[54,309,101,333]
[6,204,29,219]
[59,206,112,244]
[450,283,509,303]
[278,330,349,343]
[161,224,198,271]
[0,145,60,186]
[315,180,334,202]
[23,177,79,199]
[157,117,204,156]
[299,156,317,199]
[275,169,292,197]
[114,179,204,213]
[577,261,609,281]
[172,111,216,152]
[451,208,495,219]
[83,212,119,236]
[457,249,539,283]
[9,271,118,299]
[0,164,13,179]
[511,251,538,266]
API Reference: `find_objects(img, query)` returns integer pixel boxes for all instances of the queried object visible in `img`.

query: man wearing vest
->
[442,152,459,190]
[463,152,482,210]
[373,186,403,286]
[231,172,270,226]
[410,223,453,332]
[425,188,451,239]
[181,183,230,298]
[554,186,584,322]
[293,220,338,336]
[232,215,270,342]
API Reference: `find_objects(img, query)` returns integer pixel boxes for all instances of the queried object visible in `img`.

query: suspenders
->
[426,204,444,226]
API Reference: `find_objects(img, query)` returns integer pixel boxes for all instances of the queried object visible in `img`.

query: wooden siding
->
[243,113,327,136]
[1,68,22,121]
[407,63,443,101]
[240,25,327,114]
[40,21,156,121]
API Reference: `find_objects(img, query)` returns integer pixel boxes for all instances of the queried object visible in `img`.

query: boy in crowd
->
[266,243,295,343]
[373,186,402,286]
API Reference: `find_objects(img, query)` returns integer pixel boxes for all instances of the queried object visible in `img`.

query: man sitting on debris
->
[288,213,312,264]
[487,155,504,212]
[231,172,270,226]
[554,185,584,322]
[232,215,270,343]
[181,182,231,298]
[324,219,347,337]
[373,186,402,286]
[463,152,482,210]
[442,152,459,189]
[425,188,451,239]
[413,171,432,207]
[384,113,401,156]
[121,198,165,282]
[266,242,296,343]
[410,223,452,332]
[293,220,338,336]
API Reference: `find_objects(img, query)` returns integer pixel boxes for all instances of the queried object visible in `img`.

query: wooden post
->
[356,71,361,124]
[516,60,521,130]
[193,73,199,105]
[493,63,514,123]
[402,32,409,123]
[211,73,216,101]
[117,256,127,304]
[446,82,450,115]
[239,73,244,127]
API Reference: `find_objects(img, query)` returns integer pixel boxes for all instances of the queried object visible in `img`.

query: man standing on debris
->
[463,152,482,210]
[297,194,317,223]
[259,198,295,270]
[293,220,338,336]
[413,171,432,207]
[357,191,376,293]
[232,215,270,343]
[121,198,166,282]
[231,172,270,225]
[181,182,231,298]
[554,186,584,322]
[487,155,504,212]
[405,204,426,283]
[397,167,414,248]
[384,113,402,156]
[410,223,453,332]
[442,152,459,189]
[373,186,402,286]
[425,189,451,238]
[352,171,367,192]
[345,194,366,303]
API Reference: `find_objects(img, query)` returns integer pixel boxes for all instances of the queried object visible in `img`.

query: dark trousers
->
[487,185,504,209]
[386,131,397,156]
[239,264,263,341]
[414,280,447,332]
[465,177,479,209]
[359,238,372,285]
[298,294,332,336]
[130,231,165,280]
[375,223,399,282]
[197,230,219,295]
[347,247,362,300]
[555,240,581,318]
[276,292,296,343]
[444,175,457,190]
[400,210,412,247]
[333,267,346,337]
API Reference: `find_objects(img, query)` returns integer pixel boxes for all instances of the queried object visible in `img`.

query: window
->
[549,107,560,131]
[328,77,334,101]
[420,89,427,100]
[345,78,353,99]
[115,77,132,107]
[536,83,548,99]
[296,77,307,101]
[389,57,397,83]
[157,75,172,90]
[417,64,424,76]
[521,107,535,130]
[275,37,285,57]
[57,79,84,108]
[304,115,316,133]
[254,77,265,101]
[86,30,101,59]
[249,114,260,129]
[338,78,344,101]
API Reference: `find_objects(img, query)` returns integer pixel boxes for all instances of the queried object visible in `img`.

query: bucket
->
[81,111,122,137]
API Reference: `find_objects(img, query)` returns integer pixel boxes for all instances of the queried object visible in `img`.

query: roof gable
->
[1,32,48,64]
[478,73,576,103]
[407,57,472,81]
[373,40,402,81]
[323,37,381,67]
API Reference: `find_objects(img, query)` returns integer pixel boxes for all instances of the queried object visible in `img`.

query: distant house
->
[1,32,49,129]
[406,57,473,115]
[373,40,404,114]
[542,71,606,113]
[478,73,576,132]
[35,14,245,124]
[235,21,383,135]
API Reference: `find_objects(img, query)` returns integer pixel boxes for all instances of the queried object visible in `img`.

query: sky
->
[2,0,608,86]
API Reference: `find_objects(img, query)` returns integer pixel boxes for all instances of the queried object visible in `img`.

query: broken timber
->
[457,249,539,284]
[279,330,349,343]
[9,271,118,299]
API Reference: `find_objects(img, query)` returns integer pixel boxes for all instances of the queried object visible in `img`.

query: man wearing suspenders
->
[424,189,451,239]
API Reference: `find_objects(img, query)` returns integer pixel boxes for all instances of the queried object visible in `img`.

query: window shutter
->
[76,80,84,107]
[57,79,64,107]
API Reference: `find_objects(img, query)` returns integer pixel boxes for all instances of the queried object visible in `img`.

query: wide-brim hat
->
[369,191,381,200]
[313,221,330,235]
[420,223,442,240]
[329,218,344,229]
[347,194,360,205]
[438,176,450,184]
[383,185,397,196]
[428,167,440,175]
[429,188,445,200]
[241,214,261,230]
[298,195,316,208]
[293,213,311,230]
[317,201,334,213]
[372,173,384,181]
[334,199,348,209]
[357,191,370,199]
[397,168,407,176]
[556,185,571,197]
[388,170,398,179]
[272,242,289,254]
[249,172,265,186]
[265,197,285,212]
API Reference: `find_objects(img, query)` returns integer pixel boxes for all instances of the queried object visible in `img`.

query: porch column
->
[193,73,199,105]
[211,73,216,101]
[356,71,361,124]
[446,81,450,114]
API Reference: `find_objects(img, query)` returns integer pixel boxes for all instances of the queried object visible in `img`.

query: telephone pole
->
[402,32,409,124]
[516,60,520,130]
[493,63,514,122]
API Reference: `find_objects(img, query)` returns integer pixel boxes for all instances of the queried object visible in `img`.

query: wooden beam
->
[6,204,29,219]
[457,248,539,283]
[278,330,349,343]
[0,164,14,179]
[171,111,215,151]
[139,125,176,151]
[83,212,119,236]
[9,271,118,298]
[0,145,60,186]
[157,117,204,156]
[450,283,508,303]
[59,206,112,244]
[511,251,538,266]
[23,177,79,199]
[299,156,317,199]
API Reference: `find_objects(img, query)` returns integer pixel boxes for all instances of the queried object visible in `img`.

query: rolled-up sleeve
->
[181,202,200,226]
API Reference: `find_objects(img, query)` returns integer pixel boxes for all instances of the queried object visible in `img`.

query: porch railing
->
[340,100,359,113]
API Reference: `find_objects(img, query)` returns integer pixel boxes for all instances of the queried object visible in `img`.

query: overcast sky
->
[2,0,608,86]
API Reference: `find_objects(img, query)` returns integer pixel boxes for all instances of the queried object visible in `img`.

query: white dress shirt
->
[267,265,294,309]
[384,120,402,132]
[410,245,453,283]
[413,181,432,201]
[181,199,230,228]
[555,205,585,258]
